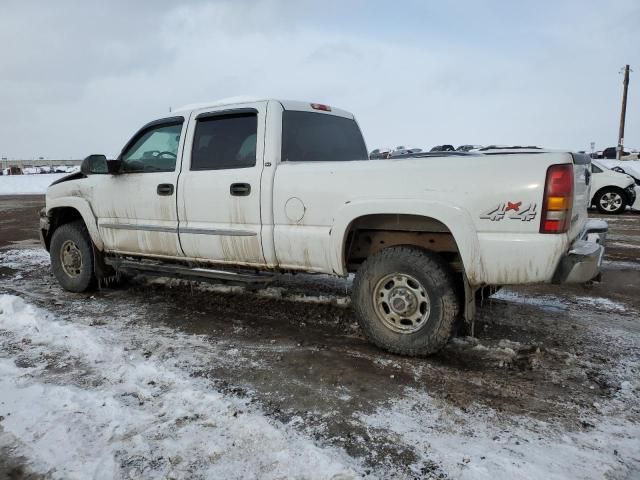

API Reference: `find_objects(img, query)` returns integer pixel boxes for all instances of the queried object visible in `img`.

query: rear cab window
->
[281,111,368,162]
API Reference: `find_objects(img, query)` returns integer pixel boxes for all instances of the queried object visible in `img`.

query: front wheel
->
[595,188,627,214]
[50,220,96,292]
[352,246,459,356]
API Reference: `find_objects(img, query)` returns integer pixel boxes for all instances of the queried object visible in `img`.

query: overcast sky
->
[1,0,638,159]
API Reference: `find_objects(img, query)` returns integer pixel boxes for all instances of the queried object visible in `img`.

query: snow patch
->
[0,248,50,270]
[492,290,567,310]
[359,388,640,480]
[0,295,364,479]
[573,296,628,312]
[0,173,68,195]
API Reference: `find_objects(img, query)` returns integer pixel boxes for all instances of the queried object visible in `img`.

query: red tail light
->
[310,103,331,112]
[540,164,574,234]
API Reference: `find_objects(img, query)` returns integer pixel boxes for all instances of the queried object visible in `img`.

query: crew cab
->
[40,98,608,356]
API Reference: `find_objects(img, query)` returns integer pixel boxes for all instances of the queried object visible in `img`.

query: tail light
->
[540,164,573,234]
[310,103,331,112]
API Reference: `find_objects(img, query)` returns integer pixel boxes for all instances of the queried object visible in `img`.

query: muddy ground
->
[0,195,638,479]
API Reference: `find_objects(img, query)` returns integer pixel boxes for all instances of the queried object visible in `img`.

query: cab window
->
[191,112,258,170]
[281,111,368,162]
[121,121,183,173]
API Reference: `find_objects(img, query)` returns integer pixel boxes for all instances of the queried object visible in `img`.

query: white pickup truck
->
[41,98,607,356]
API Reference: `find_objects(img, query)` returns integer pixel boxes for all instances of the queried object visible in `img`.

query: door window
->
[121,122,183,173]
[191,112,258,170]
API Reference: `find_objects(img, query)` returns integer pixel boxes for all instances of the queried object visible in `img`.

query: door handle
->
[157,184,174,196]
[230,183,251,196]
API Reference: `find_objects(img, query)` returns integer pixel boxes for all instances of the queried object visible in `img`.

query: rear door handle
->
[157,183,174,196]
[230,183,251,196]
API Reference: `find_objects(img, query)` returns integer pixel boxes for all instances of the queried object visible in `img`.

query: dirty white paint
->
[44,98,596,287]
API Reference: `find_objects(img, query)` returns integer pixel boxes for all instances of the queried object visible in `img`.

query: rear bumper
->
[552,219,608,284]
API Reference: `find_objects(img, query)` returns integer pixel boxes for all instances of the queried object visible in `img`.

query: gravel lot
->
[0,196,639,479]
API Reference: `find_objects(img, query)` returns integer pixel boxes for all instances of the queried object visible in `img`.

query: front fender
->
[329,198,485,283]
[46,196,104,251]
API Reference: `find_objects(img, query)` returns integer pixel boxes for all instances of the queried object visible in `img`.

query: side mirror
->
[106,159,122,175]
[80,154,108,175]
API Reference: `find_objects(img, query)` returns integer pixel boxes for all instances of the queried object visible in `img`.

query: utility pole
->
[617,64,631,159]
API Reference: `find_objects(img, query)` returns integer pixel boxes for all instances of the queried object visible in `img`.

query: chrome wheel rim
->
[60,240,83,277]
[600,192,623,212]
[373,273,430,334]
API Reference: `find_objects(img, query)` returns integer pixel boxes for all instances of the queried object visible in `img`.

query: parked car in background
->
[429,145,455,152]
[2,166,23,175]
[601,147,629,159]
[389,146,422,157]
[456,145,483,152]
[589,159,637,214]
[369,148,392,159]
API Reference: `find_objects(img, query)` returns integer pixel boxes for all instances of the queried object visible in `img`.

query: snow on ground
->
[1,246,639,479]
[0,173,68,195]
[359,388,639,480]
[0,294,364,480]
[0,248,50,270]
[491,290,567,311]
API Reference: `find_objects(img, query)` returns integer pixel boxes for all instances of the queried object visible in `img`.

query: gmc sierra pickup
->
[40,98,608,356]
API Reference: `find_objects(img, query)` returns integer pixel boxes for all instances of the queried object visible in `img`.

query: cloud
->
[0,0,638,158]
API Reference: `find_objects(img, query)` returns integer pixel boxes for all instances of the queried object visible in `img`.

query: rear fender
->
[330,198,485,283]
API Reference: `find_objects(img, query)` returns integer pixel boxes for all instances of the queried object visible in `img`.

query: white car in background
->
[590,160,638,214]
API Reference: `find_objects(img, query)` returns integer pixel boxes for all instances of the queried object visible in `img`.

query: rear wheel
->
[595,188,627,214]
[352,246,459,356]
[50,220,96,292]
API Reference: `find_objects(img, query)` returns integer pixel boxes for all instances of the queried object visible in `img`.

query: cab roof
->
[172,97,355,119]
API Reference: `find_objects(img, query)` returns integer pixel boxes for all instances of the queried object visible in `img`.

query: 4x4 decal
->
[480,201,538,222]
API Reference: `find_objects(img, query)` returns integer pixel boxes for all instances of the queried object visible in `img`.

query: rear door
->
[177,102,267,265]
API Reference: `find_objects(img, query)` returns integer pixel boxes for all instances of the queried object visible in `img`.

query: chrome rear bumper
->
[552,219,608,284]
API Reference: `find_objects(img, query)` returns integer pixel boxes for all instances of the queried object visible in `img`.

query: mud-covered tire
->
[50,220,96,292]
[352,246,459,356]
[594,187,627,214]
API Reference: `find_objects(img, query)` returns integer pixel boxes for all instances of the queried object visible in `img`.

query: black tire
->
[594,187,627,214]
[50,220,96,292]
[352,246,459,356]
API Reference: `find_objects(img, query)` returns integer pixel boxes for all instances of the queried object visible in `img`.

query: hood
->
[50,171,85,186]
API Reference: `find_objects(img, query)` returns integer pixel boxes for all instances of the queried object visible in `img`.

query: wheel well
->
[43,207,84,250]
[343,214,462,273]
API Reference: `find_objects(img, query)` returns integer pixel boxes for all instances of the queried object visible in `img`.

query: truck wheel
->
[50,220,96,292]
[595,188,627,214]
[352,246,459,356]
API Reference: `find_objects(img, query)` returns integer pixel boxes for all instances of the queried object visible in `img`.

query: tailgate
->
[569,152,591,240]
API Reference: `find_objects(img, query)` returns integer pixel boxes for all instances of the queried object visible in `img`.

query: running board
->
[105,258,273,285]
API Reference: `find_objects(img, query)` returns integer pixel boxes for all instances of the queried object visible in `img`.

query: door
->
[177,103,266,266]
[91,117,186,257]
